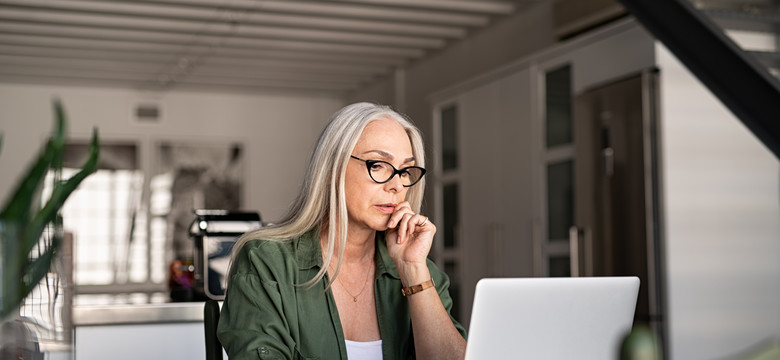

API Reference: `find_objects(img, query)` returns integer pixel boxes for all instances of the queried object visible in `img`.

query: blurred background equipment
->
[188,210,261,301]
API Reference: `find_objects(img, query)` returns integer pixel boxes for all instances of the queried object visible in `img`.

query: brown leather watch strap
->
[401,279,435,297]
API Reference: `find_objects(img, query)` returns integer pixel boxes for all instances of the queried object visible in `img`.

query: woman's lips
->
[375,204,396,214]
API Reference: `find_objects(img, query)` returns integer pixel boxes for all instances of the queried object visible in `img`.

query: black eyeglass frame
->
[350,155,427,187]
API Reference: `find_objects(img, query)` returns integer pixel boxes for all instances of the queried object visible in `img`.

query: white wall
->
[0,83,344,222]
[657,45,780,359]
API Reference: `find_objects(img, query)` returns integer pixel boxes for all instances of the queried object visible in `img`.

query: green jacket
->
[217,228,466,359]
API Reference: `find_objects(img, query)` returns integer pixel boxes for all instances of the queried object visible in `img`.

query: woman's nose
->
[384,173,404,192]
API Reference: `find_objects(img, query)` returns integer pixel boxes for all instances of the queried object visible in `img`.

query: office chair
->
[204,299,223,360]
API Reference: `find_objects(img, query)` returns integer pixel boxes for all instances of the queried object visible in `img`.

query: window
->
[43,143,158,297]
[441,105,459,172]
[43,140,244,301]
[546,65,573,147]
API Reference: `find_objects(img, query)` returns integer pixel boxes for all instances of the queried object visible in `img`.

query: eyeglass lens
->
[367,161,424,186]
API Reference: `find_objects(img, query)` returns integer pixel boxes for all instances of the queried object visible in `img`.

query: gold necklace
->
[333,263,372,302]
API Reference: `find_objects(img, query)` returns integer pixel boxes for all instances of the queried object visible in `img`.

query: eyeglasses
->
[350,155,426,187]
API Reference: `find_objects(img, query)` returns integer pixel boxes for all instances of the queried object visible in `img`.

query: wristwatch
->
[401,279,435,297]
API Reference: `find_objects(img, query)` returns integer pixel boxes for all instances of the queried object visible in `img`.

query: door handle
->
[602,147,614,176]
[569,226,582,277]
[532,218,543,277]
[569,226,592,277]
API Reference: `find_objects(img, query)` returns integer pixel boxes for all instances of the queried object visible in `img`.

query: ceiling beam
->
[0,7,447,48]
[0,64,362,90]
[0,52,388,76]
[0,21,428,57]
[328,0,516,14]
[123,0,492,26]
[0,34,410,66]
[1,0,468,38]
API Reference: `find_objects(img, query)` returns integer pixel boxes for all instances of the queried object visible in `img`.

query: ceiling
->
[0,0,536,96]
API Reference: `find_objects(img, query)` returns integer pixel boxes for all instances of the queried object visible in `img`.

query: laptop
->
[464,276,640,360]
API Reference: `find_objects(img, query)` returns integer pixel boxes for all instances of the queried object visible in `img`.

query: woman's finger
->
[408,214,427,239]
[398,213,430,244]
[387,201,412,228]
[408,215,417,238]
[397,212,414,244]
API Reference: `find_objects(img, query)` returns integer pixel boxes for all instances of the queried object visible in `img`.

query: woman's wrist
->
[396,261,431,287]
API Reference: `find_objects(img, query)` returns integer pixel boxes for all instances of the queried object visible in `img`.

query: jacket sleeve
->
[217,242,296,360]
[428,259,468,339]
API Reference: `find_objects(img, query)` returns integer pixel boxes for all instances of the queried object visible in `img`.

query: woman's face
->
[346,117,415,232]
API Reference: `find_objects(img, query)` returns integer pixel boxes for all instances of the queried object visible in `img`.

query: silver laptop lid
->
[465,276,640,360]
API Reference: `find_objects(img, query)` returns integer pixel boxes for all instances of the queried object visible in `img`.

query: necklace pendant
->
[353,297,358,302]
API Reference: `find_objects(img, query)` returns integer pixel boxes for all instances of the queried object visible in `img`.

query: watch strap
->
[401,279,435,297]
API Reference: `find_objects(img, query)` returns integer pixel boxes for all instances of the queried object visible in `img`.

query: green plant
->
[0,99,99,319]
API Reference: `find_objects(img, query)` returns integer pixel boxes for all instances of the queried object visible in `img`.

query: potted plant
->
[0,99,99,358]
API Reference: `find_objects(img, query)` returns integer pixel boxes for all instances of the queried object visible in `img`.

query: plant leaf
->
[0,234,59,319]
[0,222,22,318]
[24,129,99,256]
[0,139,56,223]
[0,100,97,319]
[50,99,65,185]
[24,234,60,294]
[0,100,66,222]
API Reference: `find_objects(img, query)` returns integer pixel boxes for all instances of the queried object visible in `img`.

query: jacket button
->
[260,347,268,354]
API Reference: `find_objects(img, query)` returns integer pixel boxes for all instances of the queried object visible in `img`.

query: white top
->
[345,339,383,360]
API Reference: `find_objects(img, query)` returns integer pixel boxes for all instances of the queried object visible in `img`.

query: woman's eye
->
[399,170,410,178]
[370,163,384,171]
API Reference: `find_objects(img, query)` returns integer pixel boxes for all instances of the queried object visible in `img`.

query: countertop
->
[73,298,217,326]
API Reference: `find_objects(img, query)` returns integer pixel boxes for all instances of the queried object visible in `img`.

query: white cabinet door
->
[76,323,215,360]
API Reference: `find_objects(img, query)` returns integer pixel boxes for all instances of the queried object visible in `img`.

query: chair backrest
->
[204,299,224,360]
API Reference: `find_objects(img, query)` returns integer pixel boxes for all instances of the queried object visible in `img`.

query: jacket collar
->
[294,227,321,270]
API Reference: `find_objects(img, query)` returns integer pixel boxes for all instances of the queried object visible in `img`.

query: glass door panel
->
[542,63,574,277]
[546,160,574,242]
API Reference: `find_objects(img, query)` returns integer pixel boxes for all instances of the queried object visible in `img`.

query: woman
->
[218,102,467,359]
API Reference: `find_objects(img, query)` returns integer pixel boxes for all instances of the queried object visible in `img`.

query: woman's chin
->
[349,218,391,232]
[373,219,393,232]
[374,224,391,232]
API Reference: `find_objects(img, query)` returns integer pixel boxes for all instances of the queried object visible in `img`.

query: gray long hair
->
[231,102,426,288]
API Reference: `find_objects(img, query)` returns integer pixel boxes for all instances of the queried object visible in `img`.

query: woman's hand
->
[385,203,467,359]
[384,201,435,276]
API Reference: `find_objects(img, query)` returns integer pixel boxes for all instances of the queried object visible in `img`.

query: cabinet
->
[73,302,226,360]
[429,18,656,329]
